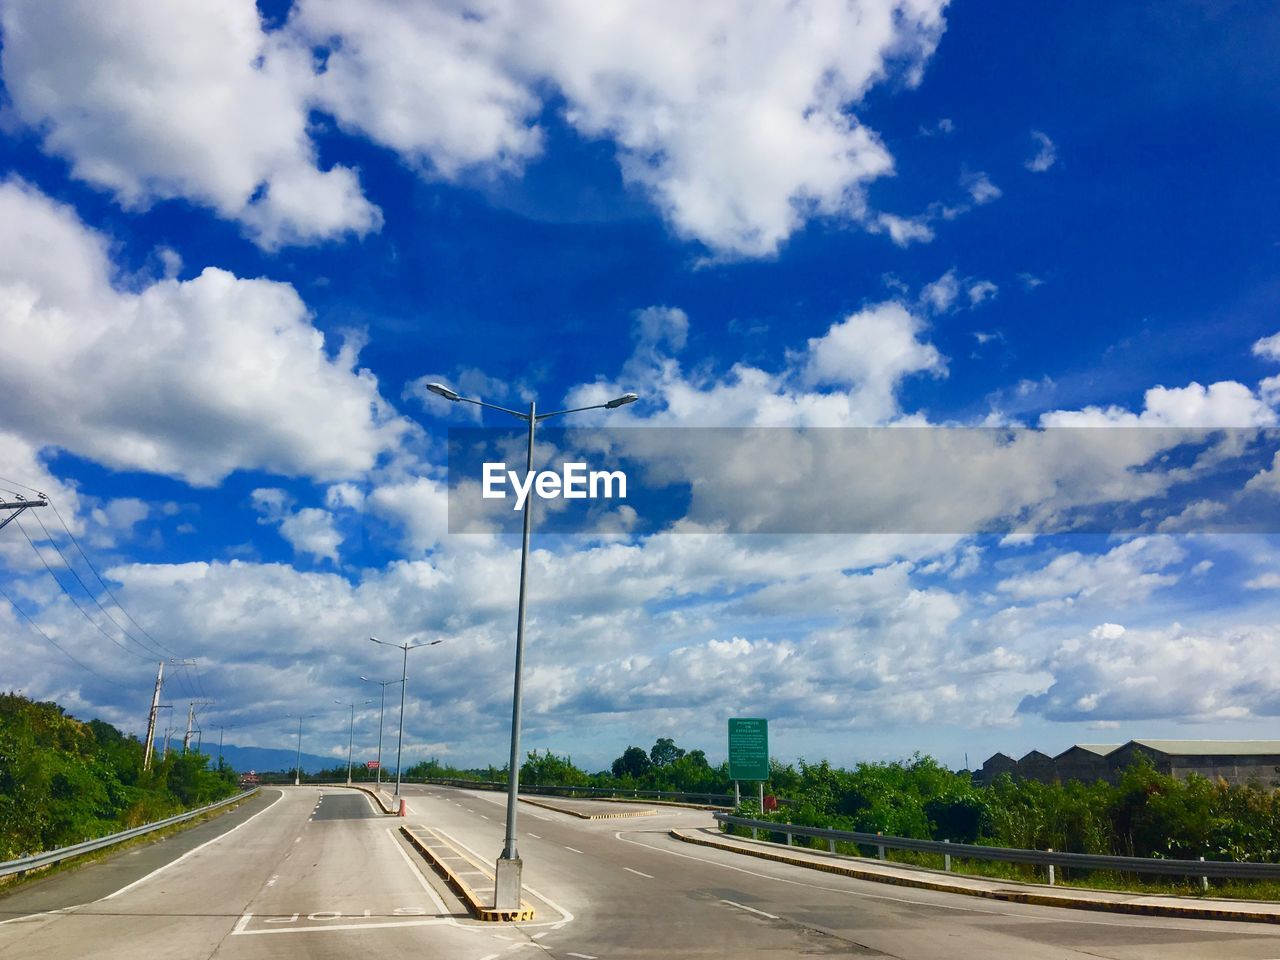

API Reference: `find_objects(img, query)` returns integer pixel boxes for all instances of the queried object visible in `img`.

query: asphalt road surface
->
[3,783,1280,959]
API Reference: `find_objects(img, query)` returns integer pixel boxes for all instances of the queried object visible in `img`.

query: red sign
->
[365,761,380,769]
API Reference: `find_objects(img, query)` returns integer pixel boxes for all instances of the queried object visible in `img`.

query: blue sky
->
[2,0,1280,774]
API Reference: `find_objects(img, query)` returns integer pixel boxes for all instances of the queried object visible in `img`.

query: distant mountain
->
[195,743,359,775]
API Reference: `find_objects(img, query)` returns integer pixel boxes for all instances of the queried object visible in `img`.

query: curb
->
[519,796,657,820]
[340,783,398,814]
[400,826,535,922]
[670,829,1280,925]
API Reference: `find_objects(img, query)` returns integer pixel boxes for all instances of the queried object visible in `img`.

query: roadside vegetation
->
[0,693,239,860]
[393,738,1280,896]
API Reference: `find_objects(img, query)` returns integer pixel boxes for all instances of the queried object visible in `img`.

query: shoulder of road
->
[672,826,1280,925]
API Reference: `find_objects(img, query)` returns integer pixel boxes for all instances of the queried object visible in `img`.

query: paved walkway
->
[672,827,1280,924]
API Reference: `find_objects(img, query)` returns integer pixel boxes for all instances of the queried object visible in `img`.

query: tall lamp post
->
[286,713,314,786]
[370,637,443,796]
[335,698,373,784]
[423,380,637,909]
[361,676,403,787]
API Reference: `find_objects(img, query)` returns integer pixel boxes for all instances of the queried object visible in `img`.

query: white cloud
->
[4,0,951,257]
[294,0,947,257]
[1252,331,1280,361]
[920,270,960,313]
[968,280,998,305]
[872,212,936,247]
[962,171,1002,205]
[0,0,380,247]
[1022,622,1280,723]
[997,537,1185,603]
[0,180,407,485]
[1041,381,1278,428]
[1025,130,1057,172]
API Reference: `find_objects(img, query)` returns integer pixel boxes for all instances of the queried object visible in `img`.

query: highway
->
[2,783,1280,958]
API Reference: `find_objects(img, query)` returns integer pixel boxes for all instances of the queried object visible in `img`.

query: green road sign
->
[728,717,769,781]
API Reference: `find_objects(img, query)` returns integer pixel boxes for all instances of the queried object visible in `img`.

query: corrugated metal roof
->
[1059,743,1121,757]
[1129,739,1280,756]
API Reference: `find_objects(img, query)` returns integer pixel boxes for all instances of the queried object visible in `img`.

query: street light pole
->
[371,637,443,796]
[423,381,637,909]
[361,676,402,787]
[335,698,374,785]
[287,714,314,785]
[294,715,303,786]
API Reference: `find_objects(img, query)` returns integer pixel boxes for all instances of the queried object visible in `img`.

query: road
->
[2,782,1280,959]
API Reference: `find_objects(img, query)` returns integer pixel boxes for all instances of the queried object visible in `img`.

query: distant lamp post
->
[286,713,315,785]
[370,637,443,796]
[361,675,403,787]
[423,380,638,910]
[335,698,373,785]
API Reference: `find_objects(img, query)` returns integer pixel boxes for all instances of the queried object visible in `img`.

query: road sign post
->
[728,717,769,783]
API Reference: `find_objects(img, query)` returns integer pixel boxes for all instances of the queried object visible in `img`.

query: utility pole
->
[183,699,215,754]
[143,659,197,769]
[0,494,48,532]
[143,662,164,771]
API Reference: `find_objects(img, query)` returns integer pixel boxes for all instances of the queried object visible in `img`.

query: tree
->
[650,738,686,767]
[611,745,651,780]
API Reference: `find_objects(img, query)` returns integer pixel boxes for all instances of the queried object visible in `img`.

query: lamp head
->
[425,382,461,402]
[605,392,639,409]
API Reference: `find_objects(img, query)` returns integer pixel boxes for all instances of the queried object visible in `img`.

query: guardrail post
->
[1047,849,1055,886]
[785,823,793,846]
[828,837,836,853]
[1200,856,1208,893]
[944,839,951,872]
[877,831,885,860]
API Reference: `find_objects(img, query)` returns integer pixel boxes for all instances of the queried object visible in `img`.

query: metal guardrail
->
[416,777,735,806]
[0,788,258,879]
[714,813,1280,880]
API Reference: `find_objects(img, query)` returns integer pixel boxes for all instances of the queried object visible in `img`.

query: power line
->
[44,497,180,660]
[10,515,151,663]
[0,582,112,682]
[26,507,169,662]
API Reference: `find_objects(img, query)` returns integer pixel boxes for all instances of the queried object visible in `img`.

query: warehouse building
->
[978,740,1280,788]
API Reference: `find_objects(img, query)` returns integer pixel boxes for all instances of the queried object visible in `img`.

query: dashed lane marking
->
[623,867,654,879]
[563,846,584,855]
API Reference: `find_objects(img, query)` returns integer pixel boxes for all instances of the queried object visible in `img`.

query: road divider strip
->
[518,796,657,820]
[340,784,398,815]
[400,825,535,922]
[670,828,1280,925]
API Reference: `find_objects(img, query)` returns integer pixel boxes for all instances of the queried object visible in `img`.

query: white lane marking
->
[435,828,576,929]
[532,931,548,939]
[0,908,72,927]
[613,830,1224,931]
[480,955,500,960]
[233,913,253,934]
[99,790,285,902]
[234,918,456,935]
[387,830,449,913]
[266,875,279,887]
[563,846,584,855]
[566,953,598,959]
[356,789,384,816]
[295,837,302,843]
[721,898,779,920]
[527,833,541,839]
[481,815,490,820]
[623,867,654,879]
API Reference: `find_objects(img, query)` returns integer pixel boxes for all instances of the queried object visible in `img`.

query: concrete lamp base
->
[494,856,523,910]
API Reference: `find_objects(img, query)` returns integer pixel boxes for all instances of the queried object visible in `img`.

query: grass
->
[0,791,258,897]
